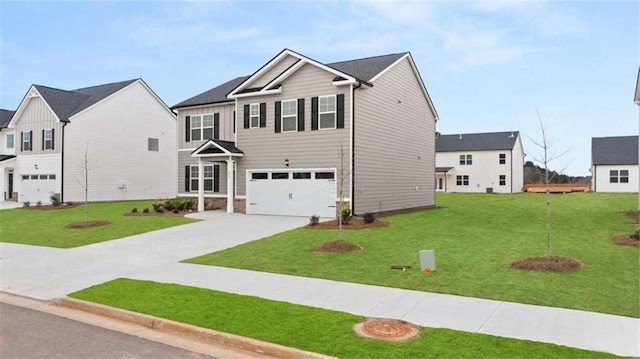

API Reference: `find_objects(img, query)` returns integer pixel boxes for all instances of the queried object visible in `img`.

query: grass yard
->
[70,279,616,359]
[0,201,196,248]
[187,193,639,318]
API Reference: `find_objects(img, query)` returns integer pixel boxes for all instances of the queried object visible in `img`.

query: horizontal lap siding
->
[512,136,525,192]
[251,55,299,88]
[177,103,235,150]
[15,96,63,156]
[177,151,228,196]
[354,58,435,214]
[236,63,351,198]
[436,151,513,193]
[593,165,638,192]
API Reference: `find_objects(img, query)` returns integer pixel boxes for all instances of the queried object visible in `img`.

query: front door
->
[7,173,13,199]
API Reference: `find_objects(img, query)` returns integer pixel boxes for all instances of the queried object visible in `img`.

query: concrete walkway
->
[1,212,638,357]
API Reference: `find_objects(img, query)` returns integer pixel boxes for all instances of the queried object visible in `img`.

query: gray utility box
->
[419,250,436,271]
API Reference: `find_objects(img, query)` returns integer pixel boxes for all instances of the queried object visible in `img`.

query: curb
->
[58,297,335,359]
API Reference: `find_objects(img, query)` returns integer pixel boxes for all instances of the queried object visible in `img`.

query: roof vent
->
[459,133,462,139]
[509,131,514,138]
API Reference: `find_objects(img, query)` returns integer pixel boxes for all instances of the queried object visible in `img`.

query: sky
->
[0,0,638,176]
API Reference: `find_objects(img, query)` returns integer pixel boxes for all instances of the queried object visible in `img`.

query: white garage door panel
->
[21,175,56,203]
[247,170,336,217]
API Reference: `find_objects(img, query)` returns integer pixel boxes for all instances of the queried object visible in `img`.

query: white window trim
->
[249,103,260,129]
[190,114,214,141]
[456,175,469,186]
[44,129,53,150]
[610,169,629,184]
[499,153,506,164]
[499,175,506,186]
[22,131,31,151]
[189,164,215,192]
[318,94,336,130]
[6,133,14,149]
[281,99,298,133]
[459,154,472,165]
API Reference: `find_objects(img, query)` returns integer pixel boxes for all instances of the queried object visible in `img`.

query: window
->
[21,175,28,180]
[315,172,335,180]
[319,95,336,129]
[281,99,297,132]
[459,154,472,165]
[189,165,214,192]
[22,131,31,151]
[499,153,506,164]
[610,170,629,183]
[44,129,53,150]
[6,134,14,149]
[190,115,213,141]
[30,175,38,180]
[293,172,311,179]
[148,138,159,151]
[250,104,260,128]
[49,174,56,180]
[272,172,289,180]
[456,175,469,186]
[251,172,268,180]
[499,175,506,186]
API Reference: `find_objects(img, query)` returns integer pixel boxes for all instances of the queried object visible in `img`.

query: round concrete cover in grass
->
[354,319,420,342]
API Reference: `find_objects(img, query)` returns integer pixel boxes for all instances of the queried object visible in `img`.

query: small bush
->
[309,214,320,226]
[632,231,640,241]
[157,208,165,213]
[152,200,165,212]
[142,208,149,213]
[36,201,42,207]
[50,193,61,206]
[363,212,375,224]
[66,201,74,206]
[23,201,30,208]
[131,207,138,213]
[172,209,179,214]
[340,205,352,225]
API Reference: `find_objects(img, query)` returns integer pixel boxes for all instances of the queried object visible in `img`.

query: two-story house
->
[172,49,438,217]
[591,136,639,193]
[4,79,176,203]
[435,131,524,193]
[0,109,16,201]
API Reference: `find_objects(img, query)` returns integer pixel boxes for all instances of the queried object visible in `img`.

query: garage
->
[246,169,337,217]
[20,174,56,204]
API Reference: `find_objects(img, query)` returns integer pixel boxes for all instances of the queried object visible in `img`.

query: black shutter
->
[51,128,55,150]
[274,101,281,133]
[259,102,266,128]
[214,113,220,139]
[233,110,236,133]
[337,94,345,129]
[184,166,190,192]
[41,129,44,150]
[297,98,305,131]
[185,116,191,142]
[311,97,318,130]
[213,165,220,192]
[29,131,33,151]
[243,105,250,129]
[20,132,23,151]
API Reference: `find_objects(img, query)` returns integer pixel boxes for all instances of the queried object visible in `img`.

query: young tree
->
[336,137,350,240]
[75,143,97,222]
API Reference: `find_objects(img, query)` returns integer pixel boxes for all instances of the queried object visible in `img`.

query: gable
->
[11,94,58,127]
[251,54,300,89]
[635,67,640,104]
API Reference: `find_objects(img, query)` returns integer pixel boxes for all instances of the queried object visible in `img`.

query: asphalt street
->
[0,303,214,359]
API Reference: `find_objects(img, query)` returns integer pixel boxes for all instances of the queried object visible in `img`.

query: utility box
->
[419,250,436,271]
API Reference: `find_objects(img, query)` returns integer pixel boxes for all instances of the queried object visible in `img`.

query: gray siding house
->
[172,49,438,217]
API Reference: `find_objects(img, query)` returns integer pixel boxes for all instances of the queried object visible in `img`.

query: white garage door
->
[247,169,336,217]
[21,174,56,204]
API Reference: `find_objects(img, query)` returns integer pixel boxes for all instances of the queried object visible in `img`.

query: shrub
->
[363,212,375,224]
[172,209,179,214]
[632,231,639,241]
[66,201,74,206]
[340,205,352,225]
[152,200,165,213]
[131,207,138,213]
[157,208,164,214]
[23,201,30,208]
[36,201,42,207]
[142,208,149,214]
[49,193,61,206]
[309,214,320,226]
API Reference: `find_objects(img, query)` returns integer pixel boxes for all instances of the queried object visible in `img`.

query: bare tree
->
[336,138,350,240]
[75,143,97,222]
[527,111,572,258]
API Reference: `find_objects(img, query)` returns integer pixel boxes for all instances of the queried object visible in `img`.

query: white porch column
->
[197,158,204,212]
[226,158,235,213]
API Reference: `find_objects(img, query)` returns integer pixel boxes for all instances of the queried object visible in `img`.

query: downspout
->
[510,149,513,193]
[351,81,361,215]
[61,121,67,202]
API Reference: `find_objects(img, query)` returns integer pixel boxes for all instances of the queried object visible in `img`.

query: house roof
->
[172,76,250,109]
[592,135,638,165]
[436,131,520,152]
[191,139,244,157]
[436,167,453,173]
[0,154,16,162]
[635,67,640,104]
[32,79,137,122]
[0,109,15,128]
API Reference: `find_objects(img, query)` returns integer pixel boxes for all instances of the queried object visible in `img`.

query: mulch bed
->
[123,211,190,218]
[65,220,112,229]
[509,256,583,271]
[624,211,639,226]
[23,203,80,210]
[313,239,362,253]
[612,235,640,247]
[307,218,390,230]
[353,319,420,342]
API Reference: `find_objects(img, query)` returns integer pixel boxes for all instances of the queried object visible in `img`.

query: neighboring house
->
[172,48,438,217]
[0,109,16,200]
[3,79,176,203]
[591,136,639,193]
[435,131,524,193]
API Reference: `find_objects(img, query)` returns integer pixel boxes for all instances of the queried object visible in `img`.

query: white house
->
[435,131,525,193]
[4,79,176,203]
[591,136,638,193]
[0,109,16,201]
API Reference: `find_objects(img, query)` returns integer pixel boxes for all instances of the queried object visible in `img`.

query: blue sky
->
[0,1,637,176]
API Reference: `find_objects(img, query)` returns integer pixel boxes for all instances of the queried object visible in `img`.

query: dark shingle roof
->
[0,109,15,128]
[0,154,16,162]
[436,131,520,152]
[327,52,408,82]
[33,79,137,121]
[592,136,638,165]
[172,76,250,109]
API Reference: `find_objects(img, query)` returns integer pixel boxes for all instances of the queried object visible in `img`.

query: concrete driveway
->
[0,211,307,300]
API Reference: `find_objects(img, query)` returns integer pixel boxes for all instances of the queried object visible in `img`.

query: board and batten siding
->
[353,57,436,214]
[177,151,228,196]
[176,103,235,150]
[14,96,63,156]
[236,63,351,198]
[63,81,176,202]
[251,55,299,88]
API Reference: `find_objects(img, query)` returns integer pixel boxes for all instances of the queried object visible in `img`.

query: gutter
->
[351,81,362,215]
[510,148,513,193]
[61,122,67,202]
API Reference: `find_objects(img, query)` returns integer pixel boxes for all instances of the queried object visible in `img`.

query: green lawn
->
[186,193,639,318]
[71,279,615,359]
[0,201,196,248]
